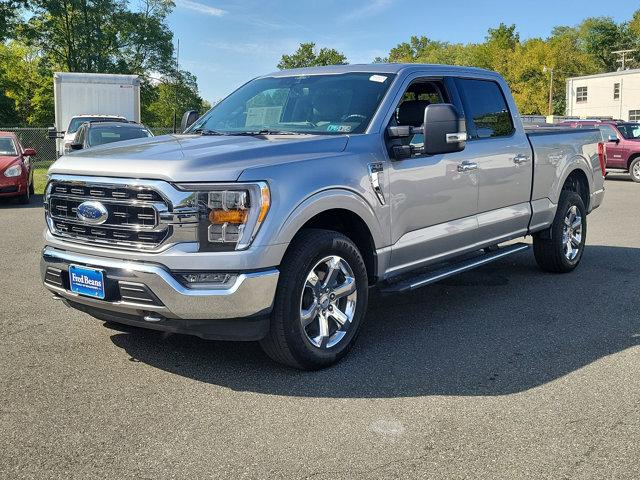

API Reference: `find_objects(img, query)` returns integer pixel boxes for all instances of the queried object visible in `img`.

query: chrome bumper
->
[41,247,279,321]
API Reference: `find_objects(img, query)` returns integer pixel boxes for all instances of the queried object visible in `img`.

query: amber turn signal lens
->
[208,209,248,224]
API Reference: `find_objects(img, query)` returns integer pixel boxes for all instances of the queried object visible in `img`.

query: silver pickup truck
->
[42,64,606,369]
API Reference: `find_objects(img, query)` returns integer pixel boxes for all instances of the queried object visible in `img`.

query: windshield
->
[88,126,152,147]
[67,117,126,134]
[188,72,396,135]
[0,138,17,156]
[616,123,640,139]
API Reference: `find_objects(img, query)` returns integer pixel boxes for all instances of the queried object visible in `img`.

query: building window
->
[576,86,588,103]
[614,83,620,100]
[629,110,640,121]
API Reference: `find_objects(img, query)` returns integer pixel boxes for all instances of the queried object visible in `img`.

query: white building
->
[566,69,640,122]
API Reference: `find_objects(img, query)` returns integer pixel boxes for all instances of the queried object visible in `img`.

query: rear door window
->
[455,78,514,139]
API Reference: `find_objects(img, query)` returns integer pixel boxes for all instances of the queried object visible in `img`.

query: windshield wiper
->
[192,128,230,136]
[229,129,311,136]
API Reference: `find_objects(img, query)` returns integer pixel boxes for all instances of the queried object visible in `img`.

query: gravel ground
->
[1,175,638,479]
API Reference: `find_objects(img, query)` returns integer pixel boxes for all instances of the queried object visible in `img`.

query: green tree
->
[577,17,631,71]
[144,70,208,128]
[277,42,347,69]
[0,41,54,126]
[21,0,175,75]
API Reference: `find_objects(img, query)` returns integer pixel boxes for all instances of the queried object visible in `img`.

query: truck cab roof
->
[261,63,499,79]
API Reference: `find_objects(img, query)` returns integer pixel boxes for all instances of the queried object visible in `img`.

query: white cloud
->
[176,0,226,17]
[341,0,393,22]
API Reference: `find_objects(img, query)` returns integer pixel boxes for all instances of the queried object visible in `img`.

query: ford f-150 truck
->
[41,64,606,370]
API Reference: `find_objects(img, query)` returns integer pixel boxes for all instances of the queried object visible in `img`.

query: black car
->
[69,122,153,151]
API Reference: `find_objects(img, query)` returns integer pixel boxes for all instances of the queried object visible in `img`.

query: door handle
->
[513,154,530,165]
[457,161,478,173]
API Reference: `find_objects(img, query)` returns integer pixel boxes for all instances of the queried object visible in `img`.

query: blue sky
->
[167,0,639,102]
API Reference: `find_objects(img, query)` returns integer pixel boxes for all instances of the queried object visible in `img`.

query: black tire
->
[29,180,35,195]
[533,190,586,273]
[630,157,640,183]
[260,229,369,370]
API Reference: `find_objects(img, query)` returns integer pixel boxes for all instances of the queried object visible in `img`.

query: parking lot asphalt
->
[1,175,639,480]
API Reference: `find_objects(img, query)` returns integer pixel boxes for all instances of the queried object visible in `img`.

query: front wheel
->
[533,190,586,273]
[260,229,369,370]
[630,157,640,183]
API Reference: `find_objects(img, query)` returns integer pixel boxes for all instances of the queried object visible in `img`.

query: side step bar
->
[380,243,530,295]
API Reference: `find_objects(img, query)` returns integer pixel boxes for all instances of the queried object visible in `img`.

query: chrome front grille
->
[45,176,199,251]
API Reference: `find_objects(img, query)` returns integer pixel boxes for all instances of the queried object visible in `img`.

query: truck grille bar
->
[44,176,199,251]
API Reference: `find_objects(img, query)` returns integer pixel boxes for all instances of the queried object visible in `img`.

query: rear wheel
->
[260,229,369,370]
[533,190,586,273]
[630,157,640,183]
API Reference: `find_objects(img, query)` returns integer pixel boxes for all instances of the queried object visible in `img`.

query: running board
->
[380,243,530,295]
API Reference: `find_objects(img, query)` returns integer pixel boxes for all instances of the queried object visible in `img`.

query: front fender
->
[273,188,387,249]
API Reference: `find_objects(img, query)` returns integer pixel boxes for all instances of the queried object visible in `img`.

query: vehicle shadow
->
[108,245,640,398]
[0,194,44,209]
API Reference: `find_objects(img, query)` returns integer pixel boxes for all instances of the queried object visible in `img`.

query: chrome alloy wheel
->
[562,205,583,261]
[299,255,358,349]
[633,161,640,181]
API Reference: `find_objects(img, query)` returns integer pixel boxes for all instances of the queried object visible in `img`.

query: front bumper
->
[41,247,279,340]
[0,175,26,197]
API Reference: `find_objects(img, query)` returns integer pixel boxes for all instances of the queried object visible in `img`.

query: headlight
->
[4,164,22,177]
[176,182,270,251]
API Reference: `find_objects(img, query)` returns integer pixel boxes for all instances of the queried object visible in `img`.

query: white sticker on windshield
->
[369,75,388,83]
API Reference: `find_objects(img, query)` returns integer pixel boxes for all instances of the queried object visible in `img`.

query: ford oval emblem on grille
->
[77,201,108,225]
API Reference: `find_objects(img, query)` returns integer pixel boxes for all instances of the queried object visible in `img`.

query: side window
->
[598,125,617,141]
[455,78,514,139]
[392,79,449,146]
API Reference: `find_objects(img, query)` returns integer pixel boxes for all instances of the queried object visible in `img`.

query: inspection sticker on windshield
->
[327,124,352,133]
[369,74,388,83]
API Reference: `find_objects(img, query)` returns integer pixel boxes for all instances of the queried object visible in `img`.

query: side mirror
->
[22,148,36,157]
[69,142,83,151]
[608,134,619,144]
[422,104,466,155]
[181,110,199,132]
[48,127,60,139]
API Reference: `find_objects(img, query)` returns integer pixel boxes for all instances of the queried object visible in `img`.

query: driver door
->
[385,77,480,276]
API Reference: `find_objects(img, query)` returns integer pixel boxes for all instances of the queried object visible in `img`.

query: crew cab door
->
[454,78,533,243]
[598,124,626,169]
[384,76,480,276]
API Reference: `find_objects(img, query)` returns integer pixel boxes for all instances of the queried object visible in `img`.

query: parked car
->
[558,120,640,182]
[41,64,606,370]
[55,115,129,154]
[0,132,36,204]
[68,121,153,152]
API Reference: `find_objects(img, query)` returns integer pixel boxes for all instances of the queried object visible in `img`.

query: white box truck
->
[50,72,141,156]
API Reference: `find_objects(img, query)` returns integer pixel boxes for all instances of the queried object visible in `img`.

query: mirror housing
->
[422,104,466,155]
[608,134,619,144]
[47,127,63,139]
[69,142,83,151]
[181,110,199,132]
[22,148,36,157]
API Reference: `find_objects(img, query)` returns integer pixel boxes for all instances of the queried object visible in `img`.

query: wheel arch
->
[275,190,385,285]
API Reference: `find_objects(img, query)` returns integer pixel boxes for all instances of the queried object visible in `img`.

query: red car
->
[0,132,36,203]
[557,120,640,182]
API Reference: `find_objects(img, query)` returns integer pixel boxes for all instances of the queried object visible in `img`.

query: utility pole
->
[173,39,180,133]
[543,66,554,116]
[612,49,637,71]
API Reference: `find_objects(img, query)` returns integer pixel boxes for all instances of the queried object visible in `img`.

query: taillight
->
[597,142,607,177]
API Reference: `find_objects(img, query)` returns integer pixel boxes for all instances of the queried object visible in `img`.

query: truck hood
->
[48,134,349,182]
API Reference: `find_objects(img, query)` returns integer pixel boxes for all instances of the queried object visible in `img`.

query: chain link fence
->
[0,127,175,164]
